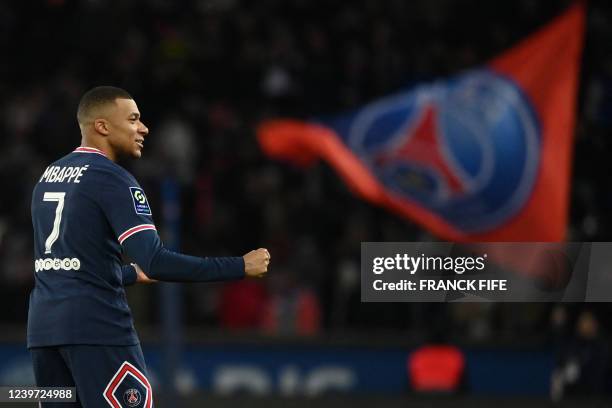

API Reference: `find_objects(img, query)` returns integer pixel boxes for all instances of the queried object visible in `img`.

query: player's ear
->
[94,119,110,136]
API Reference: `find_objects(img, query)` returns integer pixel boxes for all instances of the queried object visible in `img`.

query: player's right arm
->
[123,233,269,281]
[97,170,269,282]
[131,246,269,282]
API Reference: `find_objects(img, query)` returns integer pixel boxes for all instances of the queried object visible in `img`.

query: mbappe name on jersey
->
[39,165,89,184]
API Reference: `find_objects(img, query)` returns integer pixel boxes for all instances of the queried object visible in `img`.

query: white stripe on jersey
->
[74,146,108,157]
[118,224,157,244]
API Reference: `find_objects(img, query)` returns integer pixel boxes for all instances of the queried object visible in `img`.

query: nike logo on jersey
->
[39,165,89,184]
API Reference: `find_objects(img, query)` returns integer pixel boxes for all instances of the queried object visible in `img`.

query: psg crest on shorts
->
[124,388,142,407]
[104,362,152,408]
[335,70,541,233]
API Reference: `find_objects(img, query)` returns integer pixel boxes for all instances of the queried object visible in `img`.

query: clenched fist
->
[243,248,271,278]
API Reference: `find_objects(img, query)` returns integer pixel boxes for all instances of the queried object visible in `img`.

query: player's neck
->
[79,140,117,162]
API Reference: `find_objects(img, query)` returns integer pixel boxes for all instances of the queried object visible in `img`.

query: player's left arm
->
[121,263,157,286]
[133,263,157,284]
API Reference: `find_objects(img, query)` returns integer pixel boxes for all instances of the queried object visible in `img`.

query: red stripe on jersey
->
[74,147,108,157]
[118,224,156,244]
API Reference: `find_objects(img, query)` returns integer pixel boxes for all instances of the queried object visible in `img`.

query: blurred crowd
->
[1,0,612,359]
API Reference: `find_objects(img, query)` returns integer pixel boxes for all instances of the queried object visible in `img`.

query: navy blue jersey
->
[28,147,244,348]
[28,147,153,347]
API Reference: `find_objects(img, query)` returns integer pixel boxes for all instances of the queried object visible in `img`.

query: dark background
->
[0,0,611,403]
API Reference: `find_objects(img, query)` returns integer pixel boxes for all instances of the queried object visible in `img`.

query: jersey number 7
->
[43,192,66,254]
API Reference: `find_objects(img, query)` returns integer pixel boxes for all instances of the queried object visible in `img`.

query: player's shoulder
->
[68,149,137,185]
[89,158,136,182]
[39,147,139,191]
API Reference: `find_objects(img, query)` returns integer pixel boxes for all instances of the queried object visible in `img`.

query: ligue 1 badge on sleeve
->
[124,388,142,407]
[129,187,152,215]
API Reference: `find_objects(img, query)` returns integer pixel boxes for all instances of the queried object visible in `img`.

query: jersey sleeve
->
[97,169,244,282]
[123,232,245,282]
[96,170,157,245]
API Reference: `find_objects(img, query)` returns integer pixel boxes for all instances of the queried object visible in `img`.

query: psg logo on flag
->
[124,388,142,407]
[345,70,541,233]
[258,4,583,240]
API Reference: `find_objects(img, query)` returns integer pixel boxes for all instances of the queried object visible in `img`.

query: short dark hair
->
[77,86,133,124]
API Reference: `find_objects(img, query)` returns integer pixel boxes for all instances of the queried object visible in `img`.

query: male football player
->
[28,86,270,407]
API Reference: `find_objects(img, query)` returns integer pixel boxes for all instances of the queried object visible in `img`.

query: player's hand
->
[132,263,157,284]
[243,248,270,278]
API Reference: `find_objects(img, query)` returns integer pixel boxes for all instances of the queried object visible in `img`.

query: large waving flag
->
[257,4,584,241]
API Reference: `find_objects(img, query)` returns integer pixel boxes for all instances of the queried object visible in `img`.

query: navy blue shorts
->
[30,344,153,408]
